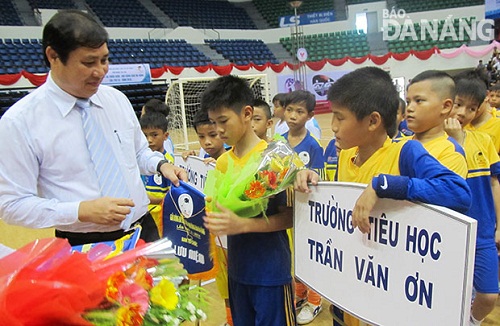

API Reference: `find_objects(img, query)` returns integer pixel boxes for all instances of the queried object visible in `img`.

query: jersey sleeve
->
[371,140,471,214]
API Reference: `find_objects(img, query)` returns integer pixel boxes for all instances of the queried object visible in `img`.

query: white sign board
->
[174,154,214,193]
[294,182,477,326]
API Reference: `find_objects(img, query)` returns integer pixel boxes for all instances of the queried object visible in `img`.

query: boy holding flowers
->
[201,75,296,326]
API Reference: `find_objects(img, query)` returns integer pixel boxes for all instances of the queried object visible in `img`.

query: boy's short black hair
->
[453,69,487,105]
[398,98,406,115]
[272,93,286,107]
[200,75,254,113]
[327,67,399,137]
[193,109,214,133]
[454,78,487,105]
[284,90,316,113]
[140,111,168,132]
[408,70,456,100]
[490,83,500,92]
[253,98,272,119]
[143,99,170,116]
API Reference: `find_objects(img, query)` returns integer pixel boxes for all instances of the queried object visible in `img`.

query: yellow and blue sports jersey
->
[283,130,326,180]
[393,130,412,142]
[465,117,500,154]
[463,130,500,248]
[324,138,338,181]
[215,139,291,286]
[337,137,471,214]
[414,133,467,178]
[143,151,174,236]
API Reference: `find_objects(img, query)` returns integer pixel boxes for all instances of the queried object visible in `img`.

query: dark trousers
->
[55,212,160,246]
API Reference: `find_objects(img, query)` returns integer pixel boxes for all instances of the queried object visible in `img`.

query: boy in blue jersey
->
[139,111,174,237]
[393,97,413,140]
[444,75,500,326]
[201,75,296,326]
[406,70,468,178]
[282,89,326,324]
[294,66,471,233]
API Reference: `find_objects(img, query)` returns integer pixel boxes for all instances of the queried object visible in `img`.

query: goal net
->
[165,74,269,151]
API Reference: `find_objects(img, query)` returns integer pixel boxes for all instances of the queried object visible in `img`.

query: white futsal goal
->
[165,74,269,150]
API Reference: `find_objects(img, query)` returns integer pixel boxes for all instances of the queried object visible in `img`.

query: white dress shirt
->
[0,73,164,232]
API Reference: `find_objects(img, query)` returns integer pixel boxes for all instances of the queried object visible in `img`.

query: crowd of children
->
[138,66,500,325]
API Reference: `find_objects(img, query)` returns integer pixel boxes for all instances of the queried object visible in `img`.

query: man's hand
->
[203,202,245,236]
[294,169,319,193]
[78,197,134,225]
[160,163,188,187]
[352,185,378,234]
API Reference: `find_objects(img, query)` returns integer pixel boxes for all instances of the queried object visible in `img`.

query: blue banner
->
[279,10,335,28]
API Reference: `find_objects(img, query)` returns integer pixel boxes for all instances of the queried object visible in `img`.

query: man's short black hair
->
[327,67,399,137]
[200,75,254,114]
[140,111,168,132]
[43,10,108,67]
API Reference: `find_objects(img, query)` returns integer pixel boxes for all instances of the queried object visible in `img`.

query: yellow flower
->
[150,279,178,310]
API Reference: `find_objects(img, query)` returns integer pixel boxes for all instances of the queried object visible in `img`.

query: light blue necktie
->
[77,99,134,229]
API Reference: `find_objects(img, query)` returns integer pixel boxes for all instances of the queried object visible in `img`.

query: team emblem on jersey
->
[178,193,194,218]
[473,151,487,167]
[153,173,163,185]
[298,151,310,165]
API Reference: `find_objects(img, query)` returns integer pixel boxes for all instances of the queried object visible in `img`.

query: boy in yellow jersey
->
[405,70,467,177]
[465,83,500,154]
[295,67,471,326]
[444,75,500,326]
[488,83,500,112]
[201,75,296,326]
[140,111,174,238]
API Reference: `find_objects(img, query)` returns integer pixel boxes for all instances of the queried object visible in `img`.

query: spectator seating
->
[0,89,29,117]
[386,17,474,53]
[280,30,370,61]
[107,39,211,68]
[113,83,169,116]
[204,39,279,65]
[394,0,483,13]
[0,38,212,74]
[0,38,47,74]
[0,0,23,26]
[86,0,164,28]
[152,0,256,29]
[27,0,76,9]
[253,0,334,29]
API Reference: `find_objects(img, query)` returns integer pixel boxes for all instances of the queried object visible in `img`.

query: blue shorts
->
[473,244,499,294]
[228,277,296,326]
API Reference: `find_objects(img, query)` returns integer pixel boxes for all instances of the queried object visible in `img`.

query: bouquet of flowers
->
[204,139,304,218]
[0,237,208,326]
